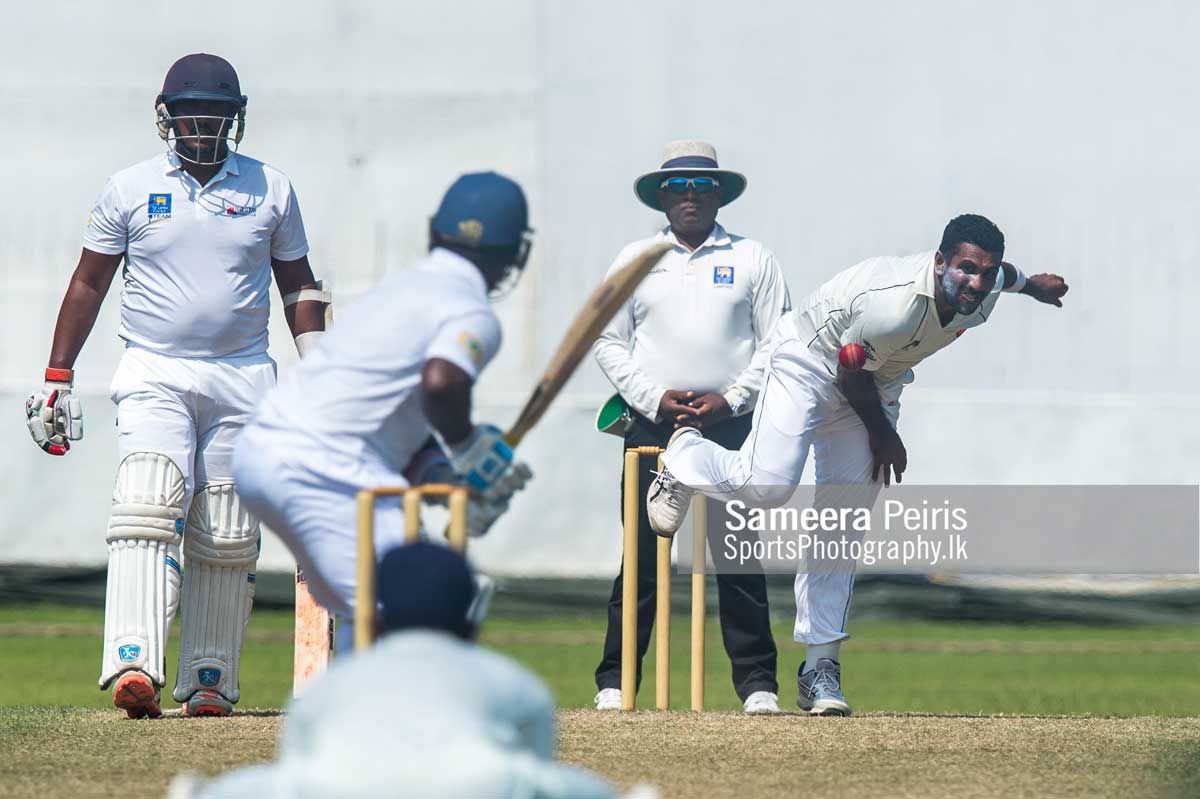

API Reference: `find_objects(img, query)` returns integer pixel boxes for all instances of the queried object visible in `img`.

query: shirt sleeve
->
[426,310,502,381]
[841,293,914,373]
[592,246,670,422]
[721,245,792,415]
[82,178,128,255]
[271,182,310,261]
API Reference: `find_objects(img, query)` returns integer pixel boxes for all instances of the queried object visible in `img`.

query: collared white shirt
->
[594,223,791,421]
[789,250,1001,386]
[257,248,501,475]
[84,151,309,358]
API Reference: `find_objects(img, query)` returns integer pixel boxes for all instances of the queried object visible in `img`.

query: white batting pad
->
[173,483,260,703]
[100,452,186,689]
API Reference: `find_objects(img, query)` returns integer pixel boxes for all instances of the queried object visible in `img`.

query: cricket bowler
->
[645,214,1069,714]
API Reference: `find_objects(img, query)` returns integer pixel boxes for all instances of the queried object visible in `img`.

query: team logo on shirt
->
[148,193,172,221]
[713,266,734,285]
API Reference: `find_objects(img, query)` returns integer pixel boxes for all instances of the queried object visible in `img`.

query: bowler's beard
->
[940,271,983,316]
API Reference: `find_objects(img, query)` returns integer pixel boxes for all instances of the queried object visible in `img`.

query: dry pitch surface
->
[3,707,1198,799]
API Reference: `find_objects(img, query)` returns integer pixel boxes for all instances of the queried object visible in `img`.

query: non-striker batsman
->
[27,53,328,718]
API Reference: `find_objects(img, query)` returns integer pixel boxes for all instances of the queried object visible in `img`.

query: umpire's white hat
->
[634,140,747,211]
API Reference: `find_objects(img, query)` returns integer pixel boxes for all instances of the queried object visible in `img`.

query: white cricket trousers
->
[233,423,412,618]
[662,338,904,645]
[112,345,276,498]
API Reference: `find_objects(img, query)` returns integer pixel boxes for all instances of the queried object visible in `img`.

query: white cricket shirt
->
[594,223,791,421]
[83,151,309,358]
[789,250,1001,386]
[256,248,501,475]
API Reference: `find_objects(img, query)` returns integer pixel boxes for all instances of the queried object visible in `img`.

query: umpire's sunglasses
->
[658,176,721,194]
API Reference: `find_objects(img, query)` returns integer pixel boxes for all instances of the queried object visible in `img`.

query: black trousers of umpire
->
[594,410,778,701]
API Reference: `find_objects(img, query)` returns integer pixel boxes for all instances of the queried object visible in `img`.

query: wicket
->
[354,484,471,652]
[621,446,708,711]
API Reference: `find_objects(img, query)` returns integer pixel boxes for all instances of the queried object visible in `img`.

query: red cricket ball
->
[839,343,867,371]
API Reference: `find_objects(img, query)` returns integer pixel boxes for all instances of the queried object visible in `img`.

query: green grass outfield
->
[5,602,1200,715]
[5,604,1200,798]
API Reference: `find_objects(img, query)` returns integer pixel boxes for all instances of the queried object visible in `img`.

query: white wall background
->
[3,1,1199,575]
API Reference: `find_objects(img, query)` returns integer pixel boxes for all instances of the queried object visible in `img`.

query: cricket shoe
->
[182,688,234,717]
[112,670,163,719]
[742,690,783,715]
[797,658,852,716]
[646,427,699,536]
[594,688,622,710]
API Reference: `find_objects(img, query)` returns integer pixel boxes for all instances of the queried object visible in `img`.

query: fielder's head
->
[430,172,533,294]
[155,53,247,166]
[934,214,1006,316]
[375,542,485,641]
[634,140,747,240]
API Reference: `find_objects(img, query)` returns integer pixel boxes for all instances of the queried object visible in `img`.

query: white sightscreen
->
[3,1,1198,574]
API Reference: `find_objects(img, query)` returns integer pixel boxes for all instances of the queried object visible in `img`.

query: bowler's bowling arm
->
[837,368,895,440]
[839,367,907,485]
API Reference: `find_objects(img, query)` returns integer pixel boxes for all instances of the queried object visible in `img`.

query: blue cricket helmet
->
[158,53,247,106]
[155,54,247,165]
[431,172,531,251]
[375,542,478,639]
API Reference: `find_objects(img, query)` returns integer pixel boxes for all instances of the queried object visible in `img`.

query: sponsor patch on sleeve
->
[457,331,484,365]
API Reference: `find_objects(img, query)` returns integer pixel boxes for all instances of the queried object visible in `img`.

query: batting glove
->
[26,368,83,456]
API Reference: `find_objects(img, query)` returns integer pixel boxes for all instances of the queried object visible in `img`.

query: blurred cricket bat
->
[294,288,336,696]
[504,241,671,447]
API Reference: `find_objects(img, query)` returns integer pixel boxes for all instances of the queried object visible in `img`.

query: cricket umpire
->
[592,141,791,713]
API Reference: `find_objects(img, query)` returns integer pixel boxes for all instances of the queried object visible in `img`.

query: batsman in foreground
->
[234,172,534,640]
[646,214,1069,714]
[27,53,326,718]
